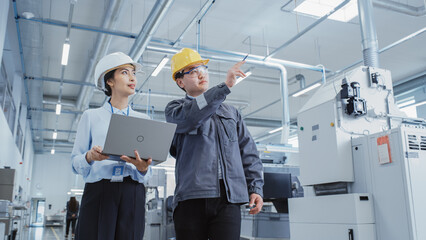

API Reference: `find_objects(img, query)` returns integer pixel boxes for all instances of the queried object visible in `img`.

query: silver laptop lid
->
[103,114,177,165]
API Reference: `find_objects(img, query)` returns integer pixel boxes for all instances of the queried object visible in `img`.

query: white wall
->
[0,105,34,202]
[30,153,84,216]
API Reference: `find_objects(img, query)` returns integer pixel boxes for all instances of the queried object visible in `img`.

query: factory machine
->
[144,168,175,240]
[289,66,426,240]
[241,144,303,240]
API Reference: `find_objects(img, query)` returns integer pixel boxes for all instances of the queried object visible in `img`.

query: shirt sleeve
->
[165,83,231,134]
[237,110,264,198]
[71,111,93,177]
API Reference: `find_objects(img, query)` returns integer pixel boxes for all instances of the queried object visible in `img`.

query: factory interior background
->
[0,0,425,239]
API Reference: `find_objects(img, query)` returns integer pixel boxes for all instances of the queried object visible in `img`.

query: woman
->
[65,196,79,239]
[71,52,152,240]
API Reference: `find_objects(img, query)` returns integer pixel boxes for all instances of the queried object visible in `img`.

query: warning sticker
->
[377,135,392,164]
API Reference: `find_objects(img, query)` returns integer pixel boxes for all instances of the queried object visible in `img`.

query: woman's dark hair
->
[69,197,78,212]
[103,69,117,96]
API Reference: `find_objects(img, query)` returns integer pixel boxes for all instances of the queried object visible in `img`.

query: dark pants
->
[65,218,76,236]
[75,177,146,240]
[173,180,242,240]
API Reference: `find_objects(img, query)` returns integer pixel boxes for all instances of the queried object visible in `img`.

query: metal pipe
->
[373,0,426,16]
[196,20,201,52]
[334,27,426,74]
[172,0,215,47]
[144,45,290,142]
[358,0,380,67]
[128,0,175,61]
[20,17,137,38]
[19,16,327,73]
[28,76,95,86]
[265,0,352,60]
[76,0,125,111]
[243,99,281,119]
[31,128,76,134]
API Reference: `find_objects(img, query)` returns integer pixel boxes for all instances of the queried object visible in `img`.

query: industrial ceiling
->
[4,0,426,154]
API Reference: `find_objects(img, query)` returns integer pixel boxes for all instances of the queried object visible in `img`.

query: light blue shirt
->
[71,101,152,183]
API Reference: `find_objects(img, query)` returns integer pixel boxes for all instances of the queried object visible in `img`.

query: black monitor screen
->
[263,172,292,200]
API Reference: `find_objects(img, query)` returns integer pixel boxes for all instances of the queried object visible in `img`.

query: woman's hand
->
[85,146,109,163]
[120,150,152,173]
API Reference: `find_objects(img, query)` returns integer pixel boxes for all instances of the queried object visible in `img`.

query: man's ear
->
[176,78,184,89]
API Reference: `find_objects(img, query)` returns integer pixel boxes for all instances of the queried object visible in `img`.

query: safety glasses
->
[182,65,208,77]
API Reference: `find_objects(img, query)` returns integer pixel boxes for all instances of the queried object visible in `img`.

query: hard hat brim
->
[172,59,209,81]
[97,62,142,89]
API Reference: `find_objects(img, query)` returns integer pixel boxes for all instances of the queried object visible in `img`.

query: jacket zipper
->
[213,114,229,200]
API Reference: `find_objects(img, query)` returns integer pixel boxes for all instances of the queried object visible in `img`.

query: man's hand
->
[225,61,246,88]
[249,193,263,215]
[120,150,152,173]
[85,146,109,163]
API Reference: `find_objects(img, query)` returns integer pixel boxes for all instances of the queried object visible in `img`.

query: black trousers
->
[65,218,76,235]
[75,177,146,240]
[173,180,242,240]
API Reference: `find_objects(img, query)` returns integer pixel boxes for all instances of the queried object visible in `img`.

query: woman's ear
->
[106,78,114,87]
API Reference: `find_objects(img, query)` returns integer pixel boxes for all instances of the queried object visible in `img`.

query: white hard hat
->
[94,52,142,91]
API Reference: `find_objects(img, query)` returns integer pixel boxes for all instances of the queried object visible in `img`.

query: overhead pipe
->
[131,0,213,104]
[334,27,426,75]
[145,45,291,143]
[373,0,426,16]
[20,16,326,74]
[172,0,215,47]
[128,0,175,61]
[13,0,45,150]
[358,0,380,67]
[265,0,352,60]
[76,0,125,111]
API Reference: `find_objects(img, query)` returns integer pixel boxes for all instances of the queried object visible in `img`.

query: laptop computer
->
[102,114,177,166]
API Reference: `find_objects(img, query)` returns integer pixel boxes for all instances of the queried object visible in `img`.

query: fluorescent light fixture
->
[52,131,57,139]
[67,192,71,195]
[269,127,283,134]
[397,99,415,108]
[399,100,426,109]
[70,189,84,192]
[75,192,83,196]
[292,82,321,97]
[151,57,169,77]
[61,42,70,65]
[236,71,252,85]
[56,104,61,115]
[51,149,55,155]
[294,0,358,22]
[412,100,426,108]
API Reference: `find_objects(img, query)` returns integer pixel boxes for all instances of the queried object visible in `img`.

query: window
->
[16,122,24,154]
[1,59,17,133]
[3,87,16,133]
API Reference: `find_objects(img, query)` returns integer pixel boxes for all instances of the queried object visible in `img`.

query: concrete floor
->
[18,226,69,240]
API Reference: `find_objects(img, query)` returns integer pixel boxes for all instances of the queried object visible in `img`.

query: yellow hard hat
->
[171,48,209,81]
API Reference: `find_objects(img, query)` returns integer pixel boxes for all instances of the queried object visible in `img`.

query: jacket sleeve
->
[71,111,93,177]
[237,110,264,198]
[165,83,231,133]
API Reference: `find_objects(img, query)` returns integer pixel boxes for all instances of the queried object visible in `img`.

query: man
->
[165,48,264,240]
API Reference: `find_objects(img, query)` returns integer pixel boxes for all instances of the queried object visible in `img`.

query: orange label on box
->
[377,135,392,164]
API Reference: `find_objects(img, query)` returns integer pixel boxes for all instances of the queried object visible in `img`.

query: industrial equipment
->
[289,66,425,240]
[241,144,303,240]
[144,168,175,240]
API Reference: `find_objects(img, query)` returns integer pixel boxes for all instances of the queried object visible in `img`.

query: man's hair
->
[174,71,186,92]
